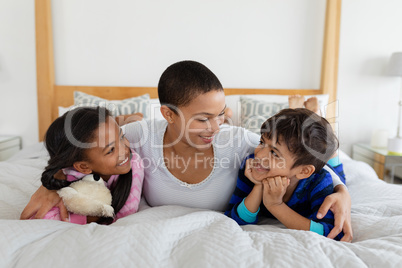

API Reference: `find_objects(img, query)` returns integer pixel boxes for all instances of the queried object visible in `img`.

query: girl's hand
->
[244,159,263,185]
[262,176,289,208]
[20,185,68,221]
[316,185,353,242]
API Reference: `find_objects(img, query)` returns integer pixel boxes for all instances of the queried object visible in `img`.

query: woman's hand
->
[317,185,353,242]
[20,185,68,221]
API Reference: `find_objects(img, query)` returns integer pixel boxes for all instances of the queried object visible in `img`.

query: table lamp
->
[387,52,402,155]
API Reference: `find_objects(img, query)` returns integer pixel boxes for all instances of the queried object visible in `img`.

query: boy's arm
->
[262,177,311,231]
[225,158,262,225]
[265,202,311,231]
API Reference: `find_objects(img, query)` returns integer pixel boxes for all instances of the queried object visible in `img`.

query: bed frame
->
[35,0,342,141]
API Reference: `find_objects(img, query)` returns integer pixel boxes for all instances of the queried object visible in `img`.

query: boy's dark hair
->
[261,108,338,172]
[158,60,223,113]
[41,107,132,224]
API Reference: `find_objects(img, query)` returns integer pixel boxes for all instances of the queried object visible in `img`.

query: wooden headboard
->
[35,0,342,141]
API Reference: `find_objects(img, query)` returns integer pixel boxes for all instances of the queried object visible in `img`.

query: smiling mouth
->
[200,135,214,139]
[200,135,214,143]
[118,156,129,166]
[253,162,270,172]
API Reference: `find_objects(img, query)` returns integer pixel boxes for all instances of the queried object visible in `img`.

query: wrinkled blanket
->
[1,143,402,268]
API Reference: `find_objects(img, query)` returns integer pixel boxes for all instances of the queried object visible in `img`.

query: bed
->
[2,0,402,267]
[1,144,402,267]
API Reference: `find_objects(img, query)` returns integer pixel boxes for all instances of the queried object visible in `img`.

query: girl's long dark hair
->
[41,107,132,224]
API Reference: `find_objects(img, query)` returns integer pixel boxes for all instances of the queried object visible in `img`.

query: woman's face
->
[169,90,226,150]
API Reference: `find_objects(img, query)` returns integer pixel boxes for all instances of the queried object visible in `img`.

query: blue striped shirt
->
[225,154,345,241]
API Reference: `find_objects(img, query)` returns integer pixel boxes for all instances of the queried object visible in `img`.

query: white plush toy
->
[57,174,114,218]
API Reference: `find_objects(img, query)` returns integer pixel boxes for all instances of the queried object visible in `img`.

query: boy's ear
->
[73,162,93,175]
[160,105,176,123]
[295,165,315,179]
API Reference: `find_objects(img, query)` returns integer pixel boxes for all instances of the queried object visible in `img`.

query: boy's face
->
[251,135,300,182]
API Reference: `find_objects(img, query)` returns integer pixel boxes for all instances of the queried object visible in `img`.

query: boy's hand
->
[244,159,263,185]
[262,176,289,208]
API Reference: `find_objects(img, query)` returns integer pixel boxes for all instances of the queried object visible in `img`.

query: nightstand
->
[352,143,402,183]
[0,136,21,161]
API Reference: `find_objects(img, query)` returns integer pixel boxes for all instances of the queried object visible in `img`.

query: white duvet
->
[1,143,402,268]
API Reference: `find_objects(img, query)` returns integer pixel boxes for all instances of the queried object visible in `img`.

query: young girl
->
[34,106,144,224]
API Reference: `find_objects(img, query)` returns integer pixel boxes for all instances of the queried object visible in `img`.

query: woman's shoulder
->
[123,119,167,145]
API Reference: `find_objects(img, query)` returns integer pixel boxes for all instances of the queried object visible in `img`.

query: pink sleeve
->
[114,151,144,221]
[31,207,87,225]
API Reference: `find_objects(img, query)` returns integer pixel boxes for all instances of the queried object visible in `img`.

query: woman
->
[21,60,352,241]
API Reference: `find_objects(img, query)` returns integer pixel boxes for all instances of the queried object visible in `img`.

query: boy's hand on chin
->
[262,176,289,208]
[244,159,263,185]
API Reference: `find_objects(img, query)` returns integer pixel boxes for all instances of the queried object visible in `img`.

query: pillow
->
[240,97,289,133]
[74,91,150,118]
[225,94,329,127]
[149,98,164,121]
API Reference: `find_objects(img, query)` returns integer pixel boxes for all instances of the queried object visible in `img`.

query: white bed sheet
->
[1,143,402,268]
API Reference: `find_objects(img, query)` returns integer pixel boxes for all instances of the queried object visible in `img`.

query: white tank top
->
[124,120,259,211]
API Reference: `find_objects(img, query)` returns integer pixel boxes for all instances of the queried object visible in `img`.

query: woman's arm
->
[317,184,353,242]
[20,185,68,221]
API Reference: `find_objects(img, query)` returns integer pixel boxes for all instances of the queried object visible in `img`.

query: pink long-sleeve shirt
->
[38,151,144,224]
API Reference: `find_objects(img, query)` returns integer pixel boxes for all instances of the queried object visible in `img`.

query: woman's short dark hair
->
[158,60,223,112]
[260,108,338,172]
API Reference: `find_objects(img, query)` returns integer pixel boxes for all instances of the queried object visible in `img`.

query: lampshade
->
[388,52,402,76]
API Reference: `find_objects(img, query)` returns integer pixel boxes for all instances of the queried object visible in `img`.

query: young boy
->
[225,106,345,240]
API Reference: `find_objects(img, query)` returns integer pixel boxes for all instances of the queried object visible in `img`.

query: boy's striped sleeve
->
[225,155,258,225]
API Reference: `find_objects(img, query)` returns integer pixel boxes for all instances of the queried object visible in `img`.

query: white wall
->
[338,0,402,155]
[51,0,325,89]
[1,0,402,155]
[0,0,38,147]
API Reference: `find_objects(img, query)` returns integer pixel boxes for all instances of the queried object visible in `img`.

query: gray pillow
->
[240,96,289,133]
[74,91,150,118]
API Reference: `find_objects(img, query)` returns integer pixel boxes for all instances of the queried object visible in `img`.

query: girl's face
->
[83,117,132,178]
[169,90,226,150]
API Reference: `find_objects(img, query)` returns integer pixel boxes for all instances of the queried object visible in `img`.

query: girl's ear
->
[73,161,93,175]
[160,105,176,124]
[295,165,315,179]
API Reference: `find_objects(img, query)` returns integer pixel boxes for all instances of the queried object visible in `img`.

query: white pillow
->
[59,97,164,121]
[58,106,72,117]
[225,94,329,127]
[149,98,164,121]
[74,91,150,118]
[240,97,289,133]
